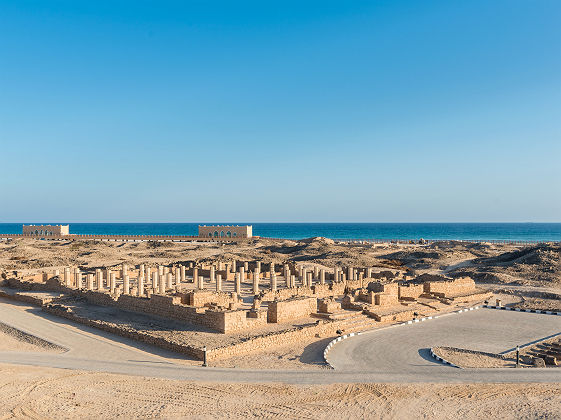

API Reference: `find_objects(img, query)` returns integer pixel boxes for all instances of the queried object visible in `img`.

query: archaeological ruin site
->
[0,226,495,364]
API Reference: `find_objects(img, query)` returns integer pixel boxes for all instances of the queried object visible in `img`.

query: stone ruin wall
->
[398,283,425,300]
[267,297,318,323]
[424,277,476,297]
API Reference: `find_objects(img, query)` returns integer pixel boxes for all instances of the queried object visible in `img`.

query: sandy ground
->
[2,238,560,290]
[0,330,62,353]
[0,363,559,419]
[434,347,516,368]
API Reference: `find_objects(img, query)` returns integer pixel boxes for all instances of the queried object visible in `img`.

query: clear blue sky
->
[1,0,560,223]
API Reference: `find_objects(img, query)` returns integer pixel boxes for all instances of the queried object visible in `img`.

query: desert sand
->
[0,362,560,419]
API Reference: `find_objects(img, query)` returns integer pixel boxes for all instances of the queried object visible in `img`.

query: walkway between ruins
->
[0,299,560,384]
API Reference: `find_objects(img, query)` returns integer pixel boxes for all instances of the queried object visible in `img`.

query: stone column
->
[333,267,339,282]
[307,271,313,287]
[218,262,223,271]
[153,271,159,291]
[271,273,277,291]
[256,261,261,272]
[243,261,249,271]
[320,269,326,285]
[193,267,199,284]
[122,264,128,279]
[159,275,166,294]
[140,264,145,281]
[109,272,116,294]
[124,275,130,294]
[239,266,245,283]
[314,266,319,280]
[87,274,94,290]
[180,265,186,283]
[166,272,173,289]
[76,270,83,289]
[73,267,80,287]
[216,274,222,292]
[291,275,296,288]
[197,276,204,290]
[301,268,307,286]
[231,260,237,273]
[210,266,216,285]
[235,273,241,293]
[158,265,164,277]
[64,267,71,287]
[96,269,104,291]
[367,268,372,278]
[347,266,353,281]
[138,275,144,297]
[270,263,275,278]
[252,271,259,294]
[359,272,364,288]
[145,267,151,287]
[54,269,60,277]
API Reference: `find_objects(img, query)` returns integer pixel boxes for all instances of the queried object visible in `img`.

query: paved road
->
[0,299,560,384]
[328,308,561,372]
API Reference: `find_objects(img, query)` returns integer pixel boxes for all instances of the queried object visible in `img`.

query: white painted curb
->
[483,305,561,316]
[430,348,461,369]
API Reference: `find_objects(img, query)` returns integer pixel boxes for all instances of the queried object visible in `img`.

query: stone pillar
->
[256,261,261,272]
[271,273,277,291]
[87,274,94,290]
[64,267,71,287]
[96,269,104,291]
[122,264,128,279]
[153,271,159,291]
[138,275,144,297]
[166,272,173,289]
[218,262,223,271]
[239,266,245,283]
[235,273,241,293]
[197,276,204,290]
[145,267,151,287]
[367,268,372,278]
[231,260,236,273]
[333,267,339,282]
[73,267,80,287]
[347,266,353,281]
[320,269,326,285]
[252,271,259,294]
[291,275,296,288]
[76,270,83,289]
[158,265,164,277]
[210,266,216,284]
[193,267,199,284]
[54,269,60,277]
[216,274,222,292]
[314,266,319,280]
[109,272,116,294]
[307,271,313,287]
[301,268,307,286]
[159,275,166,294]
[124,275,130,294]
[270,263,275,278]
[244,261,249,271]
[359,272,364,288]
[140,264,145,281]
[180,265,186,283]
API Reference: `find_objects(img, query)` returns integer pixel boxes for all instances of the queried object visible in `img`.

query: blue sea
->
[1,223,561,242]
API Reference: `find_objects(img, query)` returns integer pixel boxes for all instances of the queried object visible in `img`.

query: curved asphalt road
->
[0,299,560,384]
